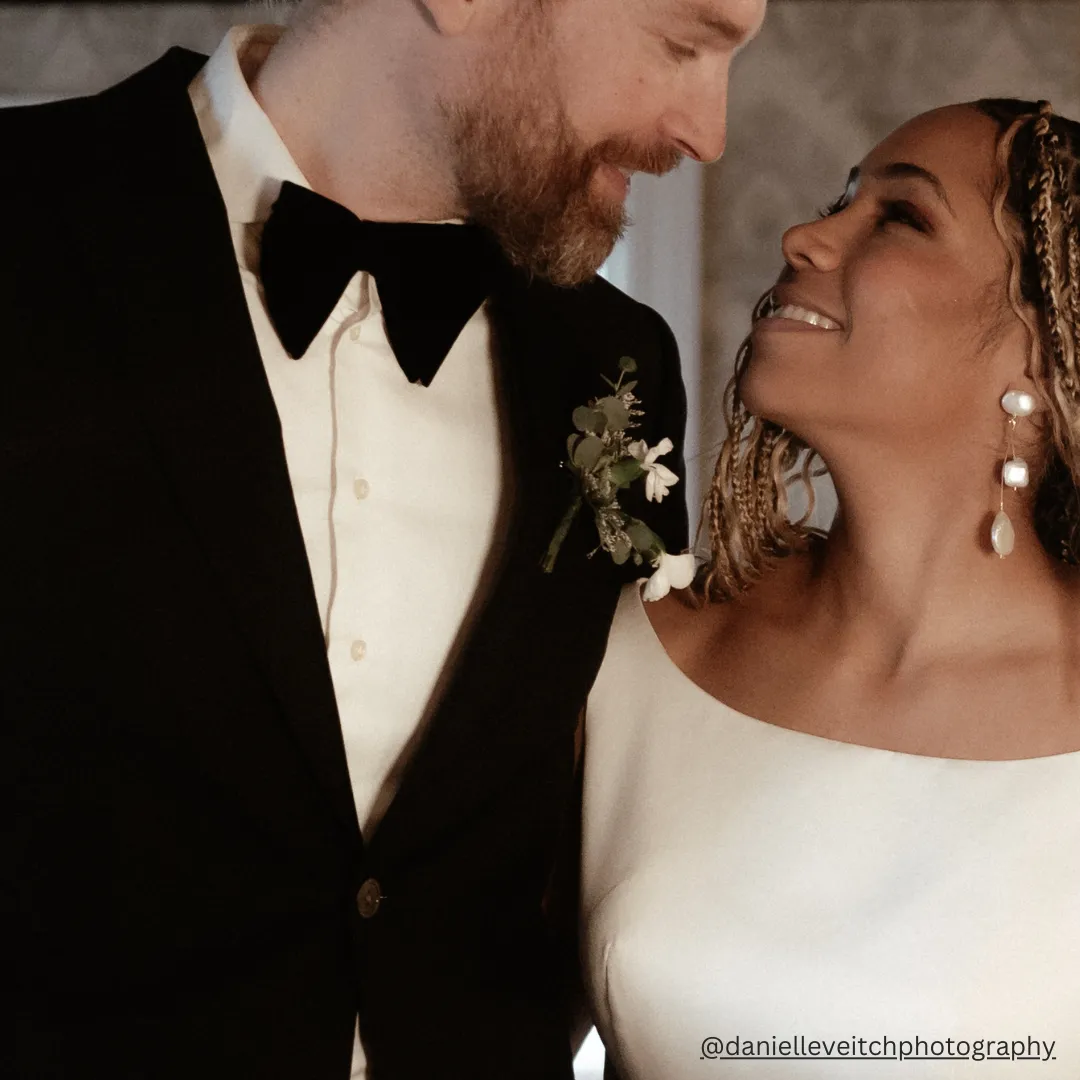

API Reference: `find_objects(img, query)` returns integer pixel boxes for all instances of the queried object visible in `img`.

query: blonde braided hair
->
[978,98,1080,564]
[701,293,826,601]
[701,100,1080,602]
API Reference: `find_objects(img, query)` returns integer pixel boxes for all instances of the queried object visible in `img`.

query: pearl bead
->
[1001,390,1036,417]
[1002,457,1030,488]
[991,510,1015,557]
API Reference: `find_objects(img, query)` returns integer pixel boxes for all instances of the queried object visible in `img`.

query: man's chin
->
[546,199,627,285]
[534,223,623,287]
[474,181,626,286]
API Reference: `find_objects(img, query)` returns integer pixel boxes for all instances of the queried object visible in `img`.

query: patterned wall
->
[2,1,1077,527]
[0,3,266,102]
[699,0,1080,524]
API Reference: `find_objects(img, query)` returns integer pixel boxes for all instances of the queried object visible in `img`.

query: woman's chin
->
[736,380,819,447]
[738,370,795,428]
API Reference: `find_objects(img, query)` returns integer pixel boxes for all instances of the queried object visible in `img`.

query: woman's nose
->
[781,217,843,273]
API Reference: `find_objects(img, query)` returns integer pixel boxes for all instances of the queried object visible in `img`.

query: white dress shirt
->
[190,26,507,1076]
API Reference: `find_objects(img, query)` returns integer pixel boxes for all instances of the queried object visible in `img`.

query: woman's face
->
[741,105,1030,463]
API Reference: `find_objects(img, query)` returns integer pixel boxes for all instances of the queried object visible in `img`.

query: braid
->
[700,298,825,602]
[977,98,1080,565]
[748,426,777,549]
[701,365,825,598]
[1030,107,1076,407]
[703,398,748,598]
[1058,155,1080,334]
[1055,152,1080,403]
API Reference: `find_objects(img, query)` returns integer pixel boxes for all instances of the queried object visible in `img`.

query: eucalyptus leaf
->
[588,408,608,435]
[599,397,631,431]
[619,356,639,373]
[609,458,645,486]
[611,533,632,565]
[573,435,605,470]
[572,405,595,433]
[626,519,662,556]
[619,380,638,395]
[566,433,580,461]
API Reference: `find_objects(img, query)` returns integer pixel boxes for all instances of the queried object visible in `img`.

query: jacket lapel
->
[369,269,629,861]
[80,50,361,843]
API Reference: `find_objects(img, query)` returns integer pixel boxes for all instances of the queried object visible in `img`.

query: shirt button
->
[349,325,361,342]
[353,477,370,500]
[350,639,367,662]
[356,878,382,919]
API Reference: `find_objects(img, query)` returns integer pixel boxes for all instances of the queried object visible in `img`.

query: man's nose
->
[671,122,727,164]
[660,75,729,164]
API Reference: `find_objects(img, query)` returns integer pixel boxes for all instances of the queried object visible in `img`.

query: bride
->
[581,99,1080,1079]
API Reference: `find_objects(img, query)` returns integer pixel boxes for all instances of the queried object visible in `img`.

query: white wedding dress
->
[582,585,1080,1080]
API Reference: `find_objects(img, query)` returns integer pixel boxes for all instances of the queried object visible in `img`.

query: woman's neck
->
[803,452,1072,674]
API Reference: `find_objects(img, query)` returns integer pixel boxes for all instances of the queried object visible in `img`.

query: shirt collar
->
[188,24,310,227]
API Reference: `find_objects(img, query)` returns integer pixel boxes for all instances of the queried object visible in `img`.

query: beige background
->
[700,0,1080,525]
[0,3,259,101]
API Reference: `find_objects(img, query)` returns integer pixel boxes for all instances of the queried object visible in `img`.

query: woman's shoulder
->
[646,551,817,671]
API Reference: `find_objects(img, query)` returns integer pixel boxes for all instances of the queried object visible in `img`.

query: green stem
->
[541,495,583,573]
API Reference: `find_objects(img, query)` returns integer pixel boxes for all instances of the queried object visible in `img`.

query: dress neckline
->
[626,584,1080,766]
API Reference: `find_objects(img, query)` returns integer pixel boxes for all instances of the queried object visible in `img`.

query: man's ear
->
[418,0,479,37]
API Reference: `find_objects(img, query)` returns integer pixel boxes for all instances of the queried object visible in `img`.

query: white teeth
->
[767,303,842,330]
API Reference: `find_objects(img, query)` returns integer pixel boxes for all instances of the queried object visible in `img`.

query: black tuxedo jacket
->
[4,48,688,1080]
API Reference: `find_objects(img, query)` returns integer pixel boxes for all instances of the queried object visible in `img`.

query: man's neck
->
[251,6,465,222]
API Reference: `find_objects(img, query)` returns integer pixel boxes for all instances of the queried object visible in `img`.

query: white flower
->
[640,551,697,602]
[629,437,680,503]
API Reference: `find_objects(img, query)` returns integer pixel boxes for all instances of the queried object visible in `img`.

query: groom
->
[5,0,764,1076]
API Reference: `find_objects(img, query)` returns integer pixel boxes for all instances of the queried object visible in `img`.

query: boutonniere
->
[541,356,697,600]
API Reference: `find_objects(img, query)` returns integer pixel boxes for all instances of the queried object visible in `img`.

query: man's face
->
[445,0,766,286]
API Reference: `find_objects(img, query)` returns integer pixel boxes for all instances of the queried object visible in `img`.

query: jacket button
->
[356,878,383,919]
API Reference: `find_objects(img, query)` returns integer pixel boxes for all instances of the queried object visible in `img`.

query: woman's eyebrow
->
[865,162,956,218]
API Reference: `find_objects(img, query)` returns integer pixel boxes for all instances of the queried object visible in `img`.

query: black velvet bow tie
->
[260,181,506,386]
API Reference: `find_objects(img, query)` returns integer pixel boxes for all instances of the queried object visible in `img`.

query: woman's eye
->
[878,200,928,232]
[664,39,699,61]
[818,171,859,219]
[818,193,850,219]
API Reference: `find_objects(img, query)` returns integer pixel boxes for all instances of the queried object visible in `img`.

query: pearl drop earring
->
[991,389,1035,557]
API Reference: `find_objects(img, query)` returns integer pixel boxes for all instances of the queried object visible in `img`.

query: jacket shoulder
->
[526,273,681,374]
[0,47,207,179]
[0,94,97,171]
[0,46,222,383]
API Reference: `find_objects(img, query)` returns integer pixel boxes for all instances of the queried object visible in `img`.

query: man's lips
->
[591,142,682,200]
